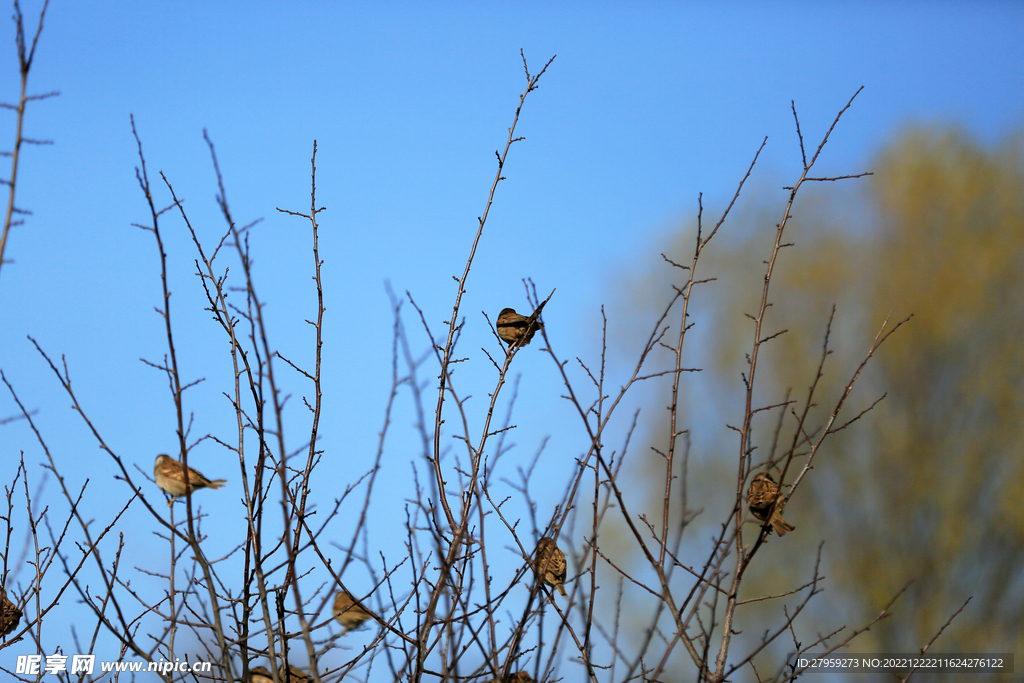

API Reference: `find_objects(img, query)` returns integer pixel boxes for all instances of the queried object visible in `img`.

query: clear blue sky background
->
[0,0,1021,676]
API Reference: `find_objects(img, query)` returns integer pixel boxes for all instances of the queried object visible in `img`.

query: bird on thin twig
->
[533,537,568,597]
[247,664,311,683]
[0,586,22,638]
[491,672,534,683]
[747,471,795,536]
[153,453,227,505]
[333,588,374,631]
[497,301,546,347]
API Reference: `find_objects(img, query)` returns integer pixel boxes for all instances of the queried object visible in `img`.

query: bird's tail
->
[770,493,793,535]
[771,514,795,536]
[526,300,546,328]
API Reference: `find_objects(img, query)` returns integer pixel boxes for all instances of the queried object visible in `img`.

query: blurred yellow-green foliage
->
[630,126,1023,674]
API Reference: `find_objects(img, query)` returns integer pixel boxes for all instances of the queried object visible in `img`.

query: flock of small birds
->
[83,302,791,681]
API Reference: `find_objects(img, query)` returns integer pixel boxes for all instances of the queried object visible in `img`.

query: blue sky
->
[0,0,1021,676]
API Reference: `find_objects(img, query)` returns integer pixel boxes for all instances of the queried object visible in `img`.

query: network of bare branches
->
[0,5,974,683]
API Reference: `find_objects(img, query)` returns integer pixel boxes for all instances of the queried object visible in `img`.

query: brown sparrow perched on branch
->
[333,588,374,630]
[248,664,311,683]
[496,301,546,347]
[0,586,21,638]
[747,471,795,536]
[153,454,227,503]
[491,672,534,683]
[533,537,568,597]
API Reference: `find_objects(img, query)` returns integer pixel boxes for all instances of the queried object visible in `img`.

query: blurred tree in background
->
[636,126,1024,670]
[840,128,1024,655]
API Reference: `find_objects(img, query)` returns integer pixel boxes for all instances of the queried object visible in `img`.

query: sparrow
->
[333,588,374,631]
[490,672,534,683]
[248,664,311,683]
[533,537,568,597]
[747,471,795,536]
[0,586,21,638]
[153,454,227,502]
[496,301,546,347]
